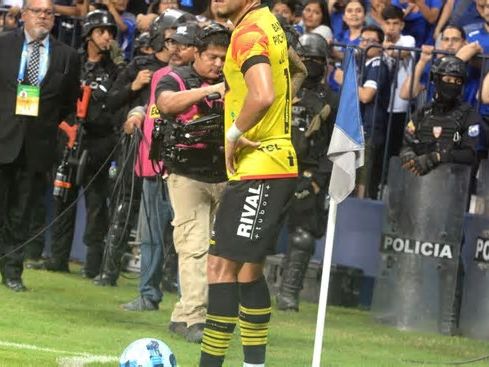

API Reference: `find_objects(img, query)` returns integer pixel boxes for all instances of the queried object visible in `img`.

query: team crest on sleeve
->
[468,124,480,137]
[432,126,442,138]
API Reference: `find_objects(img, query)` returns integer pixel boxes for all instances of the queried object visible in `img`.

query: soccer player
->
[199,1,298,366]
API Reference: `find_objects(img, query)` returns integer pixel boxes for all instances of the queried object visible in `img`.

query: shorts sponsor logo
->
[474,237,489,263]
[381,234,453,259]
[236,184,268,239]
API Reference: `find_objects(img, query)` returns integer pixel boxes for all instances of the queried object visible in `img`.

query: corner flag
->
[312,47,364,367]
[327,47,365,203]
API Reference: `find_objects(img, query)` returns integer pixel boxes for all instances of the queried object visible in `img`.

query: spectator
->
[198,0,231,27]
[271,0,297,25]
[335,0,366,47]
[102,0,136,61]
[434,0,484,38]
[390,0,442,46]
[336,25,391,198]
[328,0,347,39]
[136,0,179,32]
[302,0,333,41]
[330,0,366,92]
[366,0,387,28]
[382,5,416,157]
[399,25,467,102]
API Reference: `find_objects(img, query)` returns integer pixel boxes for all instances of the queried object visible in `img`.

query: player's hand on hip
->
[225,137,260,174]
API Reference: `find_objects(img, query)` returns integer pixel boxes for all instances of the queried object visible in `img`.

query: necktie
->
[27,41,41,86]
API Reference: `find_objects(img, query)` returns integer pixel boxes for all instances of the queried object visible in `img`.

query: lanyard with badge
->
[15,39,49,117]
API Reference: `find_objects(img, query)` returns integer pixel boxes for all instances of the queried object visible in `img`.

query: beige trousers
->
[166,173,226,326]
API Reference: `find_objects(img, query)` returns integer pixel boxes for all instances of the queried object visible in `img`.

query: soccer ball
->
[119,338,177,367]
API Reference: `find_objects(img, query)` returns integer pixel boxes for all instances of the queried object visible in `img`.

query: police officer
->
[399,55,481,335]
[93,9,195,286]
[276,32,338,311]
[39,10,120,275]
[400,56,481,176]
[155,23,230,343]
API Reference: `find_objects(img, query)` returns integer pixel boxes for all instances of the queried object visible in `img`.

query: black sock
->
[200,282,239,367]
[239,276,271,366]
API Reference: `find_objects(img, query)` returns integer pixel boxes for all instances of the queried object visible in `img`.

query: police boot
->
[82,244,104,279]
[94,202,132,286]
[276,228,315,311]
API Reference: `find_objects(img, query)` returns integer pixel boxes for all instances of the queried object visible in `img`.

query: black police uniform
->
[400,101,480,171]
[93,51,170,286]
[400,56,481,175]
[276,77,338,311]
[108,54,169,111]
[48,54,120,275]
[398,56,480,334]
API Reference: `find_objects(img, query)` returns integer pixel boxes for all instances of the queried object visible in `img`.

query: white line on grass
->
[0,340,119,366]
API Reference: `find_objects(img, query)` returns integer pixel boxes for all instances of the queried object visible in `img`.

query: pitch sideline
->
[0,340,118,366]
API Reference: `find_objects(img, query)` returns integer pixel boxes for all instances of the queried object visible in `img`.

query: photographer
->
[93,9,194,287]
[38,10,120,276]
[155,22,230,343]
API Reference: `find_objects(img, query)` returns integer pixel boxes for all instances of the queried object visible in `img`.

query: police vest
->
[292,85,330,169]
[412,102,472,156]
[81,57,118,137]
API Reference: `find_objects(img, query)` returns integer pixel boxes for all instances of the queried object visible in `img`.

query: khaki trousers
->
[166,173,226,326]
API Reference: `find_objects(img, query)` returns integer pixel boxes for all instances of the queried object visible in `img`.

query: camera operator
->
[93,9,195,287]
[154,22,230,343]
[117,22,199,311]
[38,10,120,276]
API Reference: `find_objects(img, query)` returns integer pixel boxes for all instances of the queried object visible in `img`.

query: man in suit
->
[0,0,80,291]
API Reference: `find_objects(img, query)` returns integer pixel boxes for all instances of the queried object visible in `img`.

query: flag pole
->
[311,197,338,367]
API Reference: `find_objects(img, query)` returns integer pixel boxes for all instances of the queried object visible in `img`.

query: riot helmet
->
[299,32,328,85]
[430,56,466,103]
[149,9,196,52]
[81,10,117,40]
[134,32,151,49]
[299,32,328,60]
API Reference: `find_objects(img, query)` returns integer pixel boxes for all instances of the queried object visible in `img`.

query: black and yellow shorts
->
[209,178,296,263]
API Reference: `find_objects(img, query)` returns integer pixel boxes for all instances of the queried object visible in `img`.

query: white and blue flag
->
[327,47,365,203]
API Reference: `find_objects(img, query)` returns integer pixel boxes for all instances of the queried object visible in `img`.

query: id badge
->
[15,84,40,117]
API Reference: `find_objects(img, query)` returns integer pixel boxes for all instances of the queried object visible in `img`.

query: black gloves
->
[400,148,417,166]
[402,152,440,176]
[294,174,315,199]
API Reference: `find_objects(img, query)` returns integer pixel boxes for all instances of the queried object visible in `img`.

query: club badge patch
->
[468,124,480,137]
[433,126,442,138]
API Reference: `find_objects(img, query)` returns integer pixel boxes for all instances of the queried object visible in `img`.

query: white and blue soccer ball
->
[119,338,177,367]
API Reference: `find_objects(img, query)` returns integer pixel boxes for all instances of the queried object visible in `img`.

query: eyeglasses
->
[441,37,462,43]
[26,7,55,17]
[165,40,192,51]
[359,37,379,44]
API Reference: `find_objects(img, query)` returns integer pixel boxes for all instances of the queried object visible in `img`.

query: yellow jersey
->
[224,6,298,181]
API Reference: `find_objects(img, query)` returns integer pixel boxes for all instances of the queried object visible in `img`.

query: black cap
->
[169,22,201,46]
